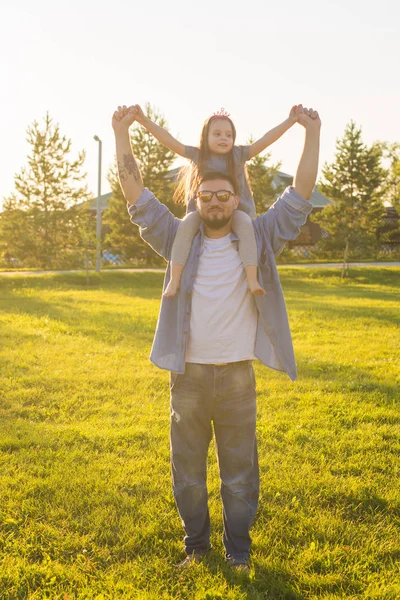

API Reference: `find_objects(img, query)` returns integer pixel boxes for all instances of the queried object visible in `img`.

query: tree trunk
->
[341,239,349,279]
[85,244,90,287]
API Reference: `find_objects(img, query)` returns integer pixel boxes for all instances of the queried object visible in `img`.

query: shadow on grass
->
[297,356,399,408]
[1,267,399,299]
[0,291,157,347]
[290,296,399,329]
[1,269,398,397]
[197,552,363,599]
[1,270,399,348]
[222,561,301,600]
[279,267,400,289]
[317,486,400,521]
[0,421,154,449]
[0,271,166,297]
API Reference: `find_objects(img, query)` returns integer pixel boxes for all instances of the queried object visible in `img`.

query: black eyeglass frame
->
[196,190,236,203]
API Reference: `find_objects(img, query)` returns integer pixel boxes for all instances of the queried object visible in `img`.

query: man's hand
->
[112,105,137,135]
[296,107,321,131]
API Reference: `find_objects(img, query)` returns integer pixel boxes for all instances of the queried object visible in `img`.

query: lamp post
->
[94,135,102,273]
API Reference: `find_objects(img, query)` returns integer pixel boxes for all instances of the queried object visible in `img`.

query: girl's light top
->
[185,145,255,219]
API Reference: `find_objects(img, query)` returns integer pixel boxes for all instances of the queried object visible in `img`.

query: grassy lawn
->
[0,268,399,600]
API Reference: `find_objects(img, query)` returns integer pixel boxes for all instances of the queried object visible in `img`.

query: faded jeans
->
[170,361,259,563]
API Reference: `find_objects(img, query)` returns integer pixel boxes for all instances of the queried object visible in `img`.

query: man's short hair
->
[197,171,239,195]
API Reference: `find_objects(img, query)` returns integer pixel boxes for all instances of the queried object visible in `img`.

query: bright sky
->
[1,0,399,209]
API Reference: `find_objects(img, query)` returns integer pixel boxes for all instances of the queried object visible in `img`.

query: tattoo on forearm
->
[117,154,142,185]
[123,154,141,183]
[117,161,128,183]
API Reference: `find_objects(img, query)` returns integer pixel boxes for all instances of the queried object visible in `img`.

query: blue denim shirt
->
[128,186,313,380]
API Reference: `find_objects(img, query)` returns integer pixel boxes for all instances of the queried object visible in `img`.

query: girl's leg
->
[232,211,266,295]
[165,211,201,297]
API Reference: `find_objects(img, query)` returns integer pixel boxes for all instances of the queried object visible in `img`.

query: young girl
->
[130,104,302,296]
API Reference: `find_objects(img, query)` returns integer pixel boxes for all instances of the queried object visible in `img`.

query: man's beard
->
[201,212,232,230]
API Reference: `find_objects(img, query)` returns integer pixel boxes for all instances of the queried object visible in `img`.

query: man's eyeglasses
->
[197,190,235,203]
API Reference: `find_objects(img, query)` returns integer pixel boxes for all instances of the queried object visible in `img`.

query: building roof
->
[85,192,113,212]
[308,187,333,208]
[272,172,332,208]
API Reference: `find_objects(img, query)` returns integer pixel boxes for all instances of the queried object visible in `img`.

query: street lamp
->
[93,135,102,272]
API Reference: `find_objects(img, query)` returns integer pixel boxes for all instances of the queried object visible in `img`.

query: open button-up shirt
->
[128,186,313,380]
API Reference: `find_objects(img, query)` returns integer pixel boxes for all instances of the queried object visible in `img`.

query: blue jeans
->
[170,361,259,563]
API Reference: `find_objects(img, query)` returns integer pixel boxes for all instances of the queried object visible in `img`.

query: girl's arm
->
[248,105,301,160]
[133,104,186,157]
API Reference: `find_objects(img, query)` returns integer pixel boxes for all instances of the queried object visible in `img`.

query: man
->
[112,104,321,572]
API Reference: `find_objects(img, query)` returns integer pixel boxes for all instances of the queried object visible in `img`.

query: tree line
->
[1,106,399,269]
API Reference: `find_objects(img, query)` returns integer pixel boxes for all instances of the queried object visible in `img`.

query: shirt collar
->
[199,221,239,244]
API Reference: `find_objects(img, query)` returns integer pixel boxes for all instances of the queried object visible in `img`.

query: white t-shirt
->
[186,234,258,364]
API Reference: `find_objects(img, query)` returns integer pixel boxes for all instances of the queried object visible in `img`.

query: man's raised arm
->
[111,104,181,262]
[255,107,321,256]
[112,105,144,205]
[293,108,321,200]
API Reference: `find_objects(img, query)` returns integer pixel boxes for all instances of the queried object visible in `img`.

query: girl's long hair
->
[173,116,239,204]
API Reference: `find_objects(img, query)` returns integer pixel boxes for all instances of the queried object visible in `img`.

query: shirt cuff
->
[282,186,313,215]
[127,188,155,218]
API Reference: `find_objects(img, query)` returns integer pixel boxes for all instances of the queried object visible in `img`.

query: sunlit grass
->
[0,269,399,599]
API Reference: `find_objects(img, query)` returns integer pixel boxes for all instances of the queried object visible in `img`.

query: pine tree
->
[374,142,400,254]
[1,113,90,268]
[314,121,387,273]
[381,142,400,210]
[104,104,184,265]
[104,165,160,266]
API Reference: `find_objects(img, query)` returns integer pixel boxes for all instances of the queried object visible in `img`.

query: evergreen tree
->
[374,142,400,254]
[104,104,184,265]
[246,140,284,214]
[381,142,400,210]
[1,113,90,268]
[104,165,160,266]
[314,121,387,272]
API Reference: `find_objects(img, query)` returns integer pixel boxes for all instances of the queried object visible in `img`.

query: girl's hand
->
[132,104,146,124]
[289,104,303,123]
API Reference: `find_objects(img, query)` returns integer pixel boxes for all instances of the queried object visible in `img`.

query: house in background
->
[271,171,332,255]
[270,172,400,255]
[377,206,400,253]
[86,170,399,255]
[85,192,112,213]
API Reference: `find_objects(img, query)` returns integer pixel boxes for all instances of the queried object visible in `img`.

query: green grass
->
[0,268,399,600]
